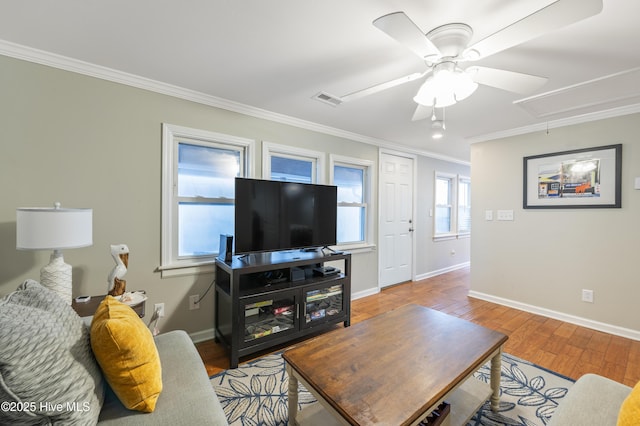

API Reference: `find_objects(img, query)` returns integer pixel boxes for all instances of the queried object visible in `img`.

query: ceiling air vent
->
[313,92,343,107]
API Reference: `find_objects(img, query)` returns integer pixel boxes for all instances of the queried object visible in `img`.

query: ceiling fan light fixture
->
[413,64,478,107]
[413,77,455,107]
[430,106,446,140]
[431,120,445,139]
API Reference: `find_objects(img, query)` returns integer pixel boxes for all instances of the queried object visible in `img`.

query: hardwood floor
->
[197,267,640,387]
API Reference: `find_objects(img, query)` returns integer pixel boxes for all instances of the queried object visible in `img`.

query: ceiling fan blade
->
[411,104,432,122]
[465,0,603,60]
[340,72,426,103]
[468,66,547,95]
[373,12,440,59]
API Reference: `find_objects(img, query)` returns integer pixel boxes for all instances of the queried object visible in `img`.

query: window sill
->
[157,261,215,278]
[433,233,470,242]
[335,243,376,254]
[433,234,457,242]
[158,244,377,277]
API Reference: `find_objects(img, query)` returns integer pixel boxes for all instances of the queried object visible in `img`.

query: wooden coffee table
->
[283,304,508,426]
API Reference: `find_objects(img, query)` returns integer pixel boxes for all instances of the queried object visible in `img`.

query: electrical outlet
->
[581,289,594,303]
[189,295,200,310]
[154,303,165,317]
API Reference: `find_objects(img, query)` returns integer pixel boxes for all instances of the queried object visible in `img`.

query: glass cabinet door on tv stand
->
[303,281,346,328]
[241,290,298,345]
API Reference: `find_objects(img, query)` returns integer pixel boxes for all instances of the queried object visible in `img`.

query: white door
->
[379,152,414,288]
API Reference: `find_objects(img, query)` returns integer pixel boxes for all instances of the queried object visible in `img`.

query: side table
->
[71,292,146,318]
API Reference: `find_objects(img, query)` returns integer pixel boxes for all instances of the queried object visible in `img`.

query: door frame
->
[378,148,418,289]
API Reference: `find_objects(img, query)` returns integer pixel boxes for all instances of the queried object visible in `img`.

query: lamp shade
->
[17,206,93,250]
[414,66,478,107]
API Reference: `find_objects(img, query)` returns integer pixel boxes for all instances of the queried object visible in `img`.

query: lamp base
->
[40,250,72,305]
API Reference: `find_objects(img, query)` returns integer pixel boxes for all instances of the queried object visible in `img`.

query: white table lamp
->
[16,202,93,304]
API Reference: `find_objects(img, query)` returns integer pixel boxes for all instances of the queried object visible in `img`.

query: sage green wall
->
[470,114,640,334]
[0,55,381,336]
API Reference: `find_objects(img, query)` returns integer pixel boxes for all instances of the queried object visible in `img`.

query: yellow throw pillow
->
[90,296,162,412]
[618,380,640,426]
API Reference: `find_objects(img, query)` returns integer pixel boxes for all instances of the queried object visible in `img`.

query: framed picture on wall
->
[523,144,622,209]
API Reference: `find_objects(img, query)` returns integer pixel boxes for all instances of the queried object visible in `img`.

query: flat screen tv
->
[234,178,337,254]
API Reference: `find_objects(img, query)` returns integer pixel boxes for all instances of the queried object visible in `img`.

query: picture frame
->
[523,144,622,209]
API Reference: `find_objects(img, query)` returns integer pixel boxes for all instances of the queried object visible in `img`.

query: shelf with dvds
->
[242,292,297,343]
[215,250,351,368]
[304,283,345,327]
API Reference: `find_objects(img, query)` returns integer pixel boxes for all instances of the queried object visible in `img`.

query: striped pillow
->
[0,280,104,425]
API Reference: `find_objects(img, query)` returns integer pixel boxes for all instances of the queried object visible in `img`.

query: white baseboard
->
[352,287,379,300]
[468,290,640,341]
[352,262,471,300]
[189,328,215,343]
[415,261,470,281]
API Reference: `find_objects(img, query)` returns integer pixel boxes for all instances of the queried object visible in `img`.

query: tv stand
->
[214,250,351,368]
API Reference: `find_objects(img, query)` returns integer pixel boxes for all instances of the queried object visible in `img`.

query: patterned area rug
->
[210,352,574,426]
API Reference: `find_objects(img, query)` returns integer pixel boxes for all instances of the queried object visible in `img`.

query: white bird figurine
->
[108,244,129,297]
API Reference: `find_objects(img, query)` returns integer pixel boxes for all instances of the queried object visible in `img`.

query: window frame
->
[457,175,471,236]
[262,141,325,182]
[161,123,254,277]
[434,172,456,239]
[433,171,470,241]
[330,155,375,251]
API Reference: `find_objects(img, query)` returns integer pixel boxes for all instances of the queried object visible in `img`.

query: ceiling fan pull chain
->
[443,107,446,130]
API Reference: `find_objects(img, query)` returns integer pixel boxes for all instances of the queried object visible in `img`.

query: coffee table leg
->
[490,349,502,412]
[286,364,299,425]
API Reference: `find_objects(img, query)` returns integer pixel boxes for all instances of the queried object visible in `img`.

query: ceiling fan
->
[337,0,603,121]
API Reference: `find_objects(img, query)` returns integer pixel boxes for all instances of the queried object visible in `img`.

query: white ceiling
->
[1,0,640,162]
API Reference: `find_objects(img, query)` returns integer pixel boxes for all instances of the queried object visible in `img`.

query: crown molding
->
[0,39,469,166]
[467,101,640,144]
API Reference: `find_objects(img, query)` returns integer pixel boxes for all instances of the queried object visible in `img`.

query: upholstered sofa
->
[549,373,637,425]
[0,280,228,425]
[97,329,228,425]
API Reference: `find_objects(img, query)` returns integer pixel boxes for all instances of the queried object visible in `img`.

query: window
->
[270,155,313,183]
[331,156,374,248]
[434,172,470,239]
[161,124,253,275]
[435,174,454,235]
[262,142,324,183]
[176,144,237,257]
